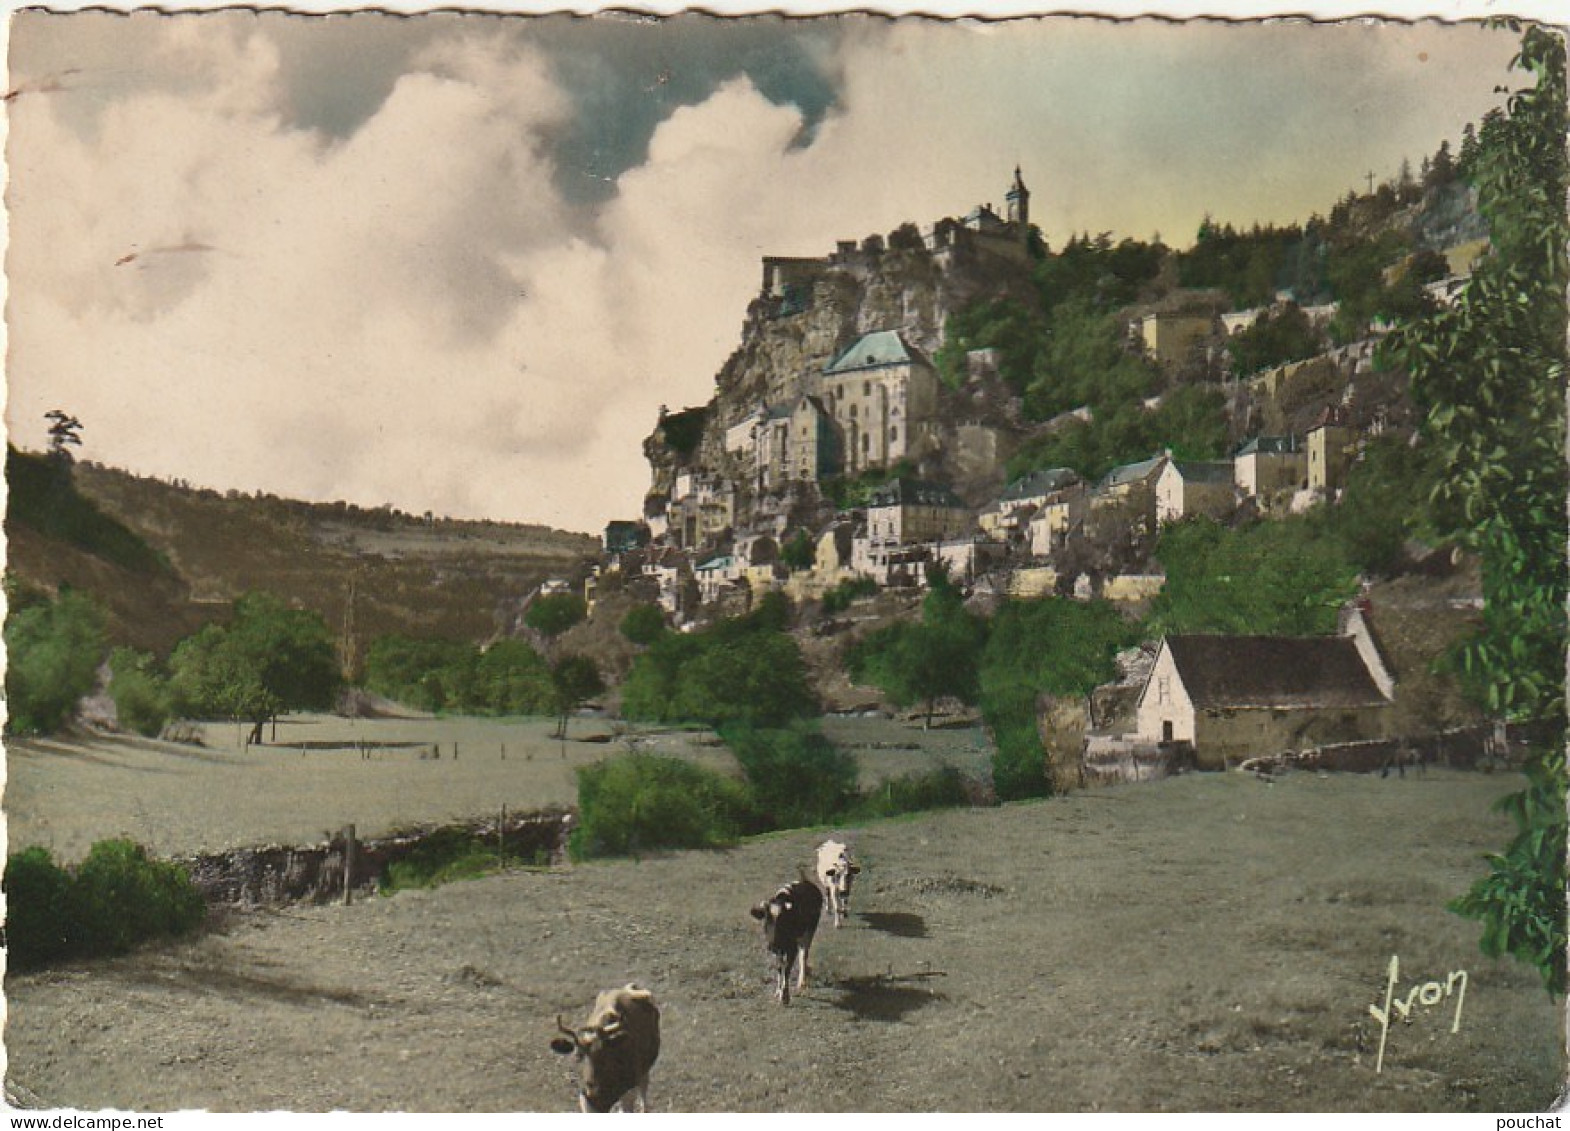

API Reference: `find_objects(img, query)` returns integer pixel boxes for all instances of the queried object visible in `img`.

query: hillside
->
[5,452,599,660]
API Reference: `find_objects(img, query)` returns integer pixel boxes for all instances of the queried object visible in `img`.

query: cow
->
[815,839,861,928]
[750,878,824,1005]
[549,984,661,1112]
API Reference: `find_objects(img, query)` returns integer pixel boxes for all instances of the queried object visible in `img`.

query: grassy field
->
[5,714,988,861]
[5,767,1563,1112]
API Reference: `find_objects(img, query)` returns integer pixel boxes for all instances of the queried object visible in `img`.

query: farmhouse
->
[1134,631,1393,769]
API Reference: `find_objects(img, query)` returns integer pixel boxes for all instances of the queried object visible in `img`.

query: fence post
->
[343,824,356,906]
[499,804,507,866]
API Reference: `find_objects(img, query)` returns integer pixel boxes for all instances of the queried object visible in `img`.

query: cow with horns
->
[750,878,824,1005]
[815,838,861,928]
[549,984,661,1112]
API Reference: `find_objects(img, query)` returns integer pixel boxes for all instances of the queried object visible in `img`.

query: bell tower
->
[1005,166,1030,232]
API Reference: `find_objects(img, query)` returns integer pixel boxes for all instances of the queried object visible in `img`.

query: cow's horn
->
[556,1014,575,1037]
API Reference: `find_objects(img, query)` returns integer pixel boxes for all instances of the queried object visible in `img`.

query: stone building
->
[819,330,940,475]
[865,477,971,546]
[1155,460,1237,525]
[1306,405,1358,496]
[1134,631,1393,770]
[1136,311,1217,371]
[1233,435,1307,502]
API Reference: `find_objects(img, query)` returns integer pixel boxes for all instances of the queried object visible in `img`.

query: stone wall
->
[176,809,574,907]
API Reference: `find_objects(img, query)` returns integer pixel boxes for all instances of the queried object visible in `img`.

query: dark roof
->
[1234,435,1301,457]
[1098,455,1166,490]
[869,477,965,509]
[1170,460,1235,485]
[1000,467,1080,502]
[1161,634,1388,710]
[824,330,915,374]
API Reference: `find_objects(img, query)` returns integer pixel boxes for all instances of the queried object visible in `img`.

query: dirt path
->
[6,769,1563,1112]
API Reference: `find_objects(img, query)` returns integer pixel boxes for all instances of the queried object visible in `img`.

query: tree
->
[170,592,341,744]
[550,654,604,739]
[619,603,667,647]
[4,589,106,735]
[44,409,83,464]
[524,592,587,639]
[1227,303,1323,378]
[978,596,1136,801]
[108,648,174,738]
[781,529,816,571]
[1150,517,1360,637]
[1390,25,1568,996]
[849,574,987,728]
[620,607,817,729]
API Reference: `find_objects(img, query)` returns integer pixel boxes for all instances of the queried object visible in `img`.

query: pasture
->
[5,714,992,863]
[4,762,1564,1112]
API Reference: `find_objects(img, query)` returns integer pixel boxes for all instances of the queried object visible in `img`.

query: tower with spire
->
[1005,166,1031,237]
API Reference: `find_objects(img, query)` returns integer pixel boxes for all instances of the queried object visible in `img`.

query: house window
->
[890,426,899,443]
[1156,676,1170,705]
[864,381,871,395]
[1162,721,1174,743]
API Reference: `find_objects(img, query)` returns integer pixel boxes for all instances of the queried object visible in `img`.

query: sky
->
[2,9,1534,533]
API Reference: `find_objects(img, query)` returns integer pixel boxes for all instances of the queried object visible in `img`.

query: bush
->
[68,839,207,958]
[571,755,753,859]
[4,840,206,969]
[851,766,972,820]
[4,589,107,735]
[3,847,73,969]
[379,827,545,893]
[108,647,173,737]
[722,722,859,832]
[821,577,878,615]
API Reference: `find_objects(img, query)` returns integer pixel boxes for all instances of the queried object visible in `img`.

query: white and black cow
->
[815,839,861,928]
[750,878,824,1005]
[549,984,661,1112]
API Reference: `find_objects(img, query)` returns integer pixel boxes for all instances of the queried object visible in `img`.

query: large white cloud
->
[5,15,1520,532]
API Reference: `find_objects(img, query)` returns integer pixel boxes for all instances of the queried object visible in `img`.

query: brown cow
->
[549,984,661,1112]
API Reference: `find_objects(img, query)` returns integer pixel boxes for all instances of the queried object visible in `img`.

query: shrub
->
[851,766,973,821]
[378,827,545,893]
[108,647,174,737]
[4,840,205,969]
[571,755,753,859]
[68,839,207,958]
[722,722,859,832]
[3,847,73,970]
[822,577,878,615]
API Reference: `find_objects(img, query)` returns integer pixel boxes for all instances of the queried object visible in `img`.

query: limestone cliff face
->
[642,236,1041,535]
